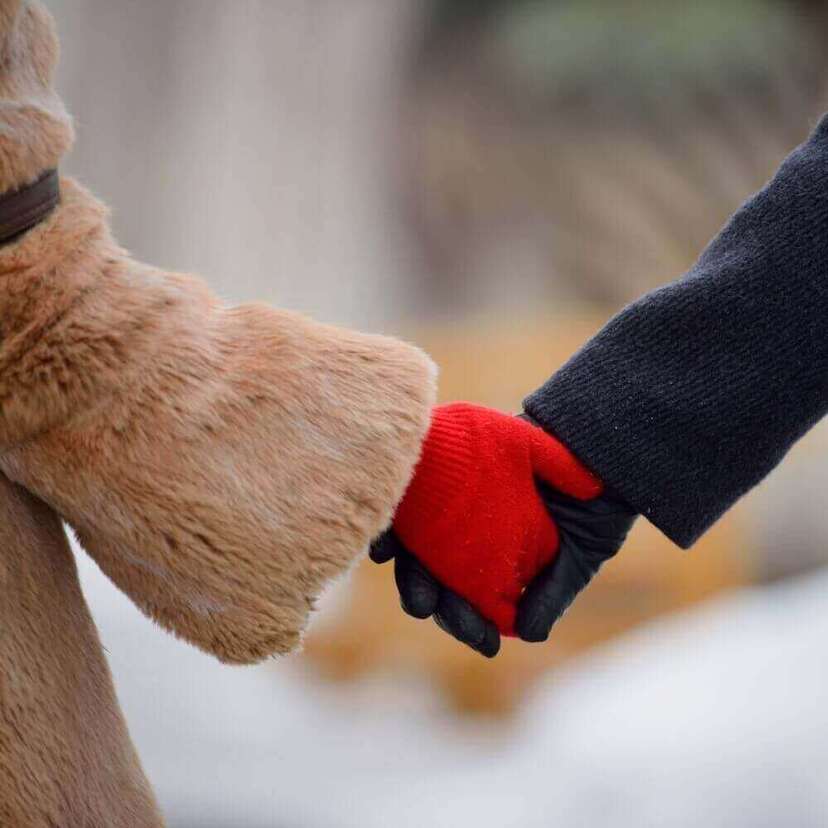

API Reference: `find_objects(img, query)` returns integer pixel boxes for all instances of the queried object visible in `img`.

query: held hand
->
[371,404,633,655]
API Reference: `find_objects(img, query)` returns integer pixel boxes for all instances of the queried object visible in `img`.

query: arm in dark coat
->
[525,115,828,548]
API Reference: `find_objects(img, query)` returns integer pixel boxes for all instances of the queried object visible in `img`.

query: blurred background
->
[47,1,828,825]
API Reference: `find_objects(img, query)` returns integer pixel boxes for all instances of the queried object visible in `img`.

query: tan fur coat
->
[0,2,436,825]
[0,476,165,827]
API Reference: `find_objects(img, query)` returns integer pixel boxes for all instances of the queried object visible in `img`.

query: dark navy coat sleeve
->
[525,114,828,548]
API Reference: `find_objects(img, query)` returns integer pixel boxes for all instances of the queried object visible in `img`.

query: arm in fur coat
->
[0,1,436,665]
[0,476,163,827]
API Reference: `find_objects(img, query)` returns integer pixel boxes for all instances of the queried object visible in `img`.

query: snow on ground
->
[74,539,828,828]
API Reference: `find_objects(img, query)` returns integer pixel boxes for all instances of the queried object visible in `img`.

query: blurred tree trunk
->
[48,0,427,329]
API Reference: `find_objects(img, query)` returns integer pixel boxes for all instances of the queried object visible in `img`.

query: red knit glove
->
[382,403,602,638]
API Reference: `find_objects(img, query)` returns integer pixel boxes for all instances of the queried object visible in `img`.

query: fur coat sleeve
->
[0,178,437,663]
[0,474,163,827]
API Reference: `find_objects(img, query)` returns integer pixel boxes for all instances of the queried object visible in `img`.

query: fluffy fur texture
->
[0,476,163,827]
[0,1,436,822]
[0,0,73,192]
[0,175,437,663]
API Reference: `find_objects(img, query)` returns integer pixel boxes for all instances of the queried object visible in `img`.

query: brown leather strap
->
[0,169,60,247]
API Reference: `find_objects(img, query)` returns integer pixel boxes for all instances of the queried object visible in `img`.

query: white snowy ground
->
[75,542,828,828]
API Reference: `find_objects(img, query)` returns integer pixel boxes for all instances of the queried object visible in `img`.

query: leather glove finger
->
[516,485,637,643]
[371,530,500,657]
[514,534,592,642]
[434,589,501,658]
[369,530,403,564]
[394,547,440,619]
[372,531,438,617]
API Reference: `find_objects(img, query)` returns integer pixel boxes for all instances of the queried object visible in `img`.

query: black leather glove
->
[369,532,502,658]
[515,484,637,642]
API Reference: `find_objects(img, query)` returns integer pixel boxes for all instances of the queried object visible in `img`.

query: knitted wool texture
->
[526,115,828,548]
[393,403,602,634]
